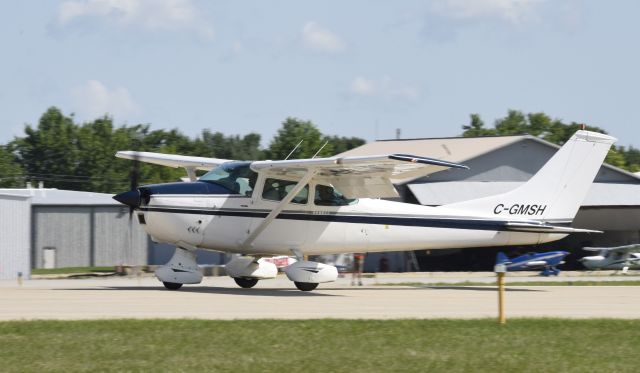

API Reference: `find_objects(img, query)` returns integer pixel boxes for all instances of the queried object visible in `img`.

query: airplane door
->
[248,177,310,253]
[248,200,309,251]
[201,196,252,250]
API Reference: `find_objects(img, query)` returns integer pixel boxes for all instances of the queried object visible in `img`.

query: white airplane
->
[114,130,614,291]
[579,244,640,273]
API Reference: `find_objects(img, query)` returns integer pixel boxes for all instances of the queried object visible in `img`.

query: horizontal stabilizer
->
[503,222,602,234]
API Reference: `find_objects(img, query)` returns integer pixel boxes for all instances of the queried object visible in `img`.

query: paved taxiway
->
[1,273,639,320]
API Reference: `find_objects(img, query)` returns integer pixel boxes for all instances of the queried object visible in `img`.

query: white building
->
[0,193,31,280]
[0,188,148,278]
[0,187,227,278]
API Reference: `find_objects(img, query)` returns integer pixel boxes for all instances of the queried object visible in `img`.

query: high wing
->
[251,154,468,198]
[116,151,231,181]
[116,151,231,170]
[582,244,640,253]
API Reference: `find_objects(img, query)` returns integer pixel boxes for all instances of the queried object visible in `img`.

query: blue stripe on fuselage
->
[139,206,542,232]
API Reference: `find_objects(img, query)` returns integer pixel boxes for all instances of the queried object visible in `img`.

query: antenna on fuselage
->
[312,141,329,159]
[284,139,304,160]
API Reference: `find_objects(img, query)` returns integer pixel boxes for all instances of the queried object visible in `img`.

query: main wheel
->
[294,281,318,291]
[163,281,183,290]
[234,277,259,289]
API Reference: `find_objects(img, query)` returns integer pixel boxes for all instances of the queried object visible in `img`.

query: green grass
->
[31,266,116,275]
[1,319,638,372]
[378,280,640,287]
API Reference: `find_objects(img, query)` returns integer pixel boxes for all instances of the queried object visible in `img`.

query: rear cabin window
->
[262,178,309,204]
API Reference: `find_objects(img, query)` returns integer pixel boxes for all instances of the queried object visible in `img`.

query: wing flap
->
[330,176,398,199]
[251,154,468,198]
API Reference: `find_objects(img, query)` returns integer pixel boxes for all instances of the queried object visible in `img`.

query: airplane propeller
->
[128,153,140,219]
[113,135,144,219]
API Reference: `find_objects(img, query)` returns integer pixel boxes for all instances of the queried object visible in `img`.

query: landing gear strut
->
[294,281,319,291]
[155,247,202,290]
[234,277,259,288]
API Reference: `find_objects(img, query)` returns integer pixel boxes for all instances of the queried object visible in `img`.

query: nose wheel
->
[234,277,259,288]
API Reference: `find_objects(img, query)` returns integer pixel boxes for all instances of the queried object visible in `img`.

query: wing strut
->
[241,169,317,248]
[185,167,197,182]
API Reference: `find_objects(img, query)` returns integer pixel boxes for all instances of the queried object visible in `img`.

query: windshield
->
[199,162,257,196]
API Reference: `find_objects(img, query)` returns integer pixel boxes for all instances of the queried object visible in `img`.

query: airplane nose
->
[113,189,140,208]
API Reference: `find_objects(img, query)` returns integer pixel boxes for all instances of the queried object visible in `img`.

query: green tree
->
[13,107,81,190]
[623,147,640,172]
[325,136,366,155]
[460,110,635,171]
[194,130,263,160]
[462,114,495,137]
[267,118,334,159]
[0,145,23,187]
[494,110,528,135]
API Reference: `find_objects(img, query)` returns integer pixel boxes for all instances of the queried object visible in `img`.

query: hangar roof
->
[0,189,119,205]
[338,134,640,182]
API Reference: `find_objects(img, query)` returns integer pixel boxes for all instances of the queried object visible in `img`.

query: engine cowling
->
[225,256,278,279]
[284,261,338,283]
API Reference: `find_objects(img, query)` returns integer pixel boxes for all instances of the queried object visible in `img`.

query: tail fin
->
[445,130,616,222]
[496,252,509,265]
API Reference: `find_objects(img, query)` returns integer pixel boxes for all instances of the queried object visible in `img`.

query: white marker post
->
[494,263,506,324]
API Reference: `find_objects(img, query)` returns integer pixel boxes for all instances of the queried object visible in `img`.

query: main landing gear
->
[155,247,202,290]
[293,282,318,291]
[163,282,183,290]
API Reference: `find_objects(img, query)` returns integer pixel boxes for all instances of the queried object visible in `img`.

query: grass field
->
[1,319,638,372]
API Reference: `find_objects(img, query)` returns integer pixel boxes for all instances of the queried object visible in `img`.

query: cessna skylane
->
[114,130,614,291]
[579,244,640,273]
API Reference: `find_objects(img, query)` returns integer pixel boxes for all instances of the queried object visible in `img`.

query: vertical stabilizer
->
[496,252,509,265]
[444,130,616,222]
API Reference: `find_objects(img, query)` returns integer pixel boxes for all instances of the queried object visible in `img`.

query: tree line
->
[461,110,640,171]
[0,107,364,192]
[1,107,638,192]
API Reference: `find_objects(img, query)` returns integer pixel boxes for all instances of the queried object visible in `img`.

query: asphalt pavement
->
[1,272,639,320]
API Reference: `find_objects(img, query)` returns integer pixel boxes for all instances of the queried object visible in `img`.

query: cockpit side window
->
[314,184,357,206]
[199,162,257,196]
[262,178,308,204]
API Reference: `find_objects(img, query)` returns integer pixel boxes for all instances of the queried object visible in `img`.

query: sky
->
[1,0,639,147]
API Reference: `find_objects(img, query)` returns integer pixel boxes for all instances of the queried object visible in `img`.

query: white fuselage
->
[140,193,565,256]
